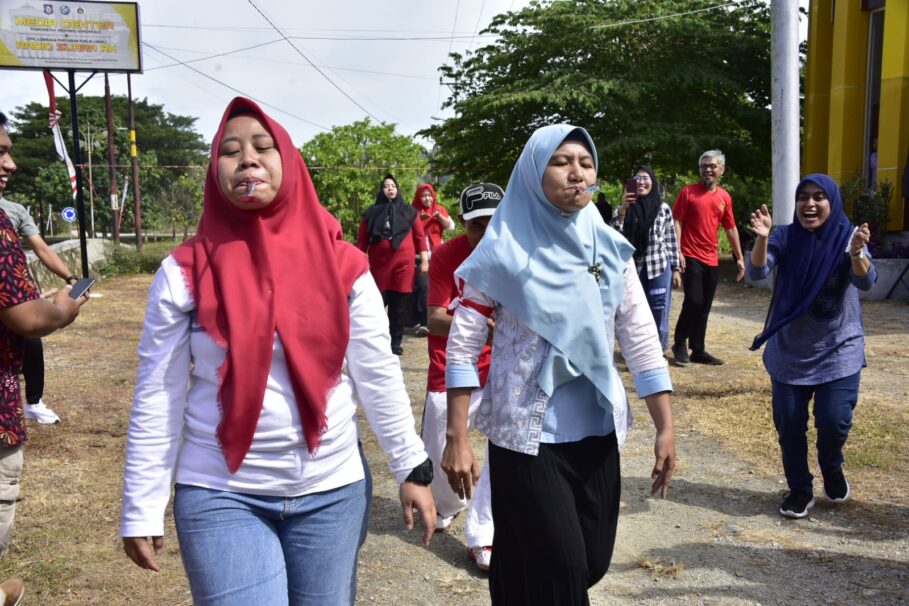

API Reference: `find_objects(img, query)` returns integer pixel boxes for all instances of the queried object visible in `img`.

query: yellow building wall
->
[825,2,868,187]
[877,2,909,230]
[803,0,833,175]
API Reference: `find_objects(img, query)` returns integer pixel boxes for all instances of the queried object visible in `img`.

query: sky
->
[0,0,531,146]
[0,0,808,148]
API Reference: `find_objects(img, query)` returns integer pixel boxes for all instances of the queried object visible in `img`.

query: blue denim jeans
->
[771,371,860,495]
[174,469,371,606]
[639,263,672,351]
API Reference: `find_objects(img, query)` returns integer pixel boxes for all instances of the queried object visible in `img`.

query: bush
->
[101,242,175,276]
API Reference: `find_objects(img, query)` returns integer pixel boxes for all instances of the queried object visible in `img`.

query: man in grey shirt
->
[0,198,79,424]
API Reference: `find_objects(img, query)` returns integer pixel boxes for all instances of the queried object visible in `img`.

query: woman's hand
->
[850,223,871,256]
[441,436,478,500]
[750,204,772,239]
[671,269,682,289]
[617,191,636,221]
[651,428,676,498]
[399,483,436,547]
[123,536,164,572]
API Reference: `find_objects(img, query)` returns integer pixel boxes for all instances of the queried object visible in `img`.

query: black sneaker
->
[690,350,725,365]
[392,346,404,356]
[779,490,815,518]
[822,469,850,503]
[672,343,690,364]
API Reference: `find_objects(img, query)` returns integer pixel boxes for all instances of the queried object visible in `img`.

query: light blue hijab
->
[456,124,635,408]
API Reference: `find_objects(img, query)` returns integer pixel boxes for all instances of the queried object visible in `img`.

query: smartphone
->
[69,277,96,299]
[624,178,638,195]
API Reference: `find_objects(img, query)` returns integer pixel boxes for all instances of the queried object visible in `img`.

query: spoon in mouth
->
[245,182,257,196]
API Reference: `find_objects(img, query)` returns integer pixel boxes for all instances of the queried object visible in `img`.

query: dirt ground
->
[0,268,906,605]
[356,270,909,606]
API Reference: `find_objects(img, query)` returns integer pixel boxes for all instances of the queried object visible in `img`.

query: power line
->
[246,0,383,123]
[143,43,331,131]
[439,0,461,108]
[144,23,487,35]
[588,0,750,29]
[147,44,435,80]
[469,0,489,51]
[144,39,284,71]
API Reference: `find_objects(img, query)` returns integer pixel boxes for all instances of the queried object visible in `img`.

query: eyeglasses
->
[699,163,719,171]
[633,175,651,182]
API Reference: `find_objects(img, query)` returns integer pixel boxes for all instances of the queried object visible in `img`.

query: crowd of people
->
[0,98,881,605]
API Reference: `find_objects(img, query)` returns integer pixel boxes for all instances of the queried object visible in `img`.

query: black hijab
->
[362,173,417,250]
[622,166,662,261]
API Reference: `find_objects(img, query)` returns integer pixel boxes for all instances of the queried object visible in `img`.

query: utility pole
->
[127,73,142,250]
[84,120,95,238]
[771,0,799,225]
[105,73,120,244]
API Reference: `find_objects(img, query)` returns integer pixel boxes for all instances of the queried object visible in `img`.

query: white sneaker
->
[24,401,60,424]
[468,546,492,571]
[435,512,458,531]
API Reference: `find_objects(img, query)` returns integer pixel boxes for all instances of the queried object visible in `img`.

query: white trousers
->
[421,389,493,548]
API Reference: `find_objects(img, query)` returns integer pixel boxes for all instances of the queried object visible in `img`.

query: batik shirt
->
[0,210,39,447]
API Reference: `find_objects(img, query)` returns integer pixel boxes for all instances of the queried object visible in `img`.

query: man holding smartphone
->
[0,110,87,604]
[671,150,745,365]
[0,188,80,424]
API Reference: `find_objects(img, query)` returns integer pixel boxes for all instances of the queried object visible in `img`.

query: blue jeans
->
[639,263,672,351]
[771,371,860,495]
[174,469,371,606]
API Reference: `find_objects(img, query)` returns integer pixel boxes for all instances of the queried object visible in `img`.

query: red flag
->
[43,71,78,200]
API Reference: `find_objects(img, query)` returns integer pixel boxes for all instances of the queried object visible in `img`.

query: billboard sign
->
[0,0,141,72]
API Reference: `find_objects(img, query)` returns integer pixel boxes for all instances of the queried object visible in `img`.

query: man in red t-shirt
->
[671,150,745,366]
[422,182,502,571]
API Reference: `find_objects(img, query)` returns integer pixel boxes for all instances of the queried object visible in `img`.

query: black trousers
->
[381,290,409,350]
[674,256,719,352]
[488,434,620,606]
[407,269,428,328]
[22,337,44,404]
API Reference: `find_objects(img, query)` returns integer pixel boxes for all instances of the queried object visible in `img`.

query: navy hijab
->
[362,173,417,250]
[750,174,855,351]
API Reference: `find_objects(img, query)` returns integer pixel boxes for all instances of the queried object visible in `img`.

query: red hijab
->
[411,183,449,251]
[172,97,367,473]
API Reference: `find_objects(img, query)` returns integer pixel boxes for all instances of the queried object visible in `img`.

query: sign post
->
[0,0,142,276]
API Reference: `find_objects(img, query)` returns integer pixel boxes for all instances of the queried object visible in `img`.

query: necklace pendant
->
[588,262,602,282]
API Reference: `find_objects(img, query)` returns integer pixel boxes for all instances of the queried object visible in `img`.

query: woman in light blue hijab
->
[441,124,676,605]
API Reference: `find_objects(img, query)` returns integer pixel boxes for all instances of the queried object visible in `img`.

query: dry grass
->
[0,262,905,603]
[633,555,683,579]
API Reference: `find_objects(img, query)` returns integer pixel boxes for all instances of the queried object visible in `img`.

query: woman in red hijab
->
[356,174,429,355]
[120,98,435,605]
[408,183,454,333]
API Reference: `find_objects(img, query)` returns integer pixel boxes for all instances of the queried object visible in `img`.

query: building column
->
[877,2,909,229]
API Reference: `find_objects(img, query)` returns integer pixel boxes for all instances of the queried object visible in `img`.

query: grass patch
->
[101,241,175,276]
[634,555,683,579]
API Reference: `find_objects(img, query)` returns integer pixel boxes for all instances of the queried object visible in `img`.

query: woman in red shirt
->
[408,183,453,334]
[357,174,429,355]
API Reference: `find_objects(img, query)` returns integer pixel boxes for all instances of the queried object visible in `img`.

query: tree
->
[300,119,429,238]
[5,95,208,237]
[421,0,772,202]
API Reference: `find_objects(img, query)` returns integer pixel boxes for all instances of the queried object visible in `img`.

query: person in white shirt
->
[119,98,435,606]
[442,124,676,605]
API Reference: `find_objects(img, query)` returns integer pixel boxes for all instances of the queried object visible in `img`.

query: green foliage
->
[300,119,430,238]
[101,241,174,276]
[421,0,774,199]
[5,95,207,237]
[841,176,893,256]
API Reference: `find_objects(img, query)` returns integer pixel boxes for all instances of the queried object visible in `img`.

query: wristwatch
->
[66,274,79,283]
[851,248,865,260]
[404,457,434,486]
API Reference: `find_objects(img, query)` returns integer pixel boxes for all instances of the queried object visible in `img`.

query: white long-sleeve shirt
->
[120,256,427,538]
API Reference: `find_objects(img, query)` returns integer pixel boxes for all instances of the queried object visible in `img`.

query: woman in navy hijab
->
[748,174,875,519]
